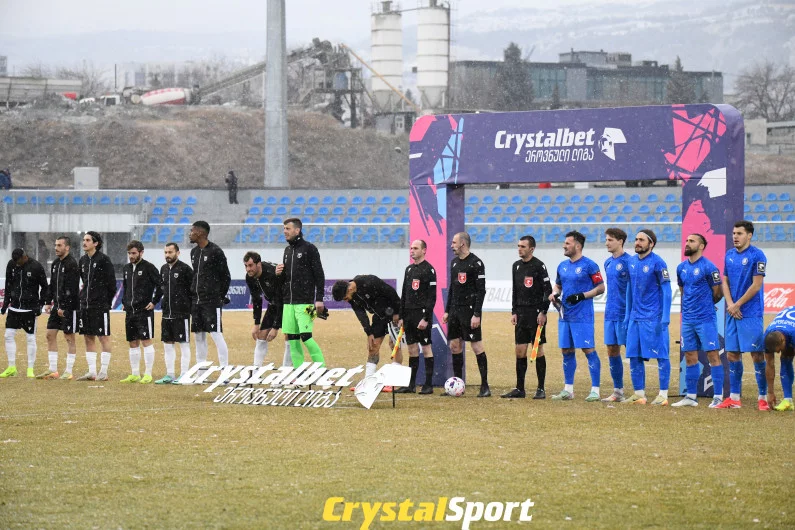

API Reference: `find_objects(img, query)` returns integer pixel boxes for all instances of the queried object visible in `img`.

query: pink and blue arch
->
[408,104,744,396]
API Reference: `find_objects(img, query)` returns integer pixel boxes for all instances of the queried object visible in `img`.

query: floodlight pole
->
[264,0,288,188]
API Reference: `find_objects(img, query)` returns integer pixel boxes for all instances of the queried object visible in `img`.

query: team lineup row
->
[1,219,793,411]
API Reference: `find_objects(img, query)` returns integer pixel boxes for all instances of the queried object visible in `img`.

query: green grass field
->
[0,311,792,529]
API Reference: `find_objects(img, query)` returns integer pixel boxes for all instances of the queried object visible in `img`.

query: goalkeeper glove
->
[565,293,586,305]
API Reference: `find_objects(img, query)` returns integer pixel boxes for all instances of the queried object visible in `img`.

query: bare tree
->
[55,62,109,98]
[735,61,795,122]
[20,62,52,78]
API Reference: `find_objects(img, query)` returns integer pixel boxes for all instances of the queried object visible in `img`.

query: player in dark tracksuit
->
[0,248,48,379]
[244,251,288,368]
[42,236,80,380]
[189,221,231,367]
[119,240,162,384]
[444,232,490,397]
[332,274,403,381]
[397,239,437,394]
[158,242,194,383]
[503,235,552,399]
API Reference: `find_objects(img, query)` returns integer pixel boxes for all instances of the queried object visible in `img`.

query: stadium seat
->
[295,197,306,205]
[659,215,670,222]
[511,195,522,204]
[772,214,783,222]
[279,197,290,205]
[614,194,625,203]
[85,197,96,205]
[366,196,377,205]
[351,196,363,205]
[591,205,604,214]
[395,196,407,205]
[347,206,359,215]
[549,205,561,214]
[171,197,182,205]
[497,195,509,204]
[622,205,633,214]
[669,205,681,214]
[72,197,83,205]
[128,197,139,205]
[308,196,319,205]
[144,196,153,204]
[645,215,657,223]
[391,206,403,216]
[477,206,489,215]
[783,204,794,213]
[505,205,517,214]
[290,206,301,215]
[638,204,650,214]
[148,216,161,224]
[361,206,373,216]
[163,216,175,224]
[152,206,164,215]
[769,204,780,213]
[564,205,575,214]
[577,205,588,214]
[607,205,619,214]
[529,216,541,223]
[527,196,538,204]
[183,207,194,215]
[328,216,340,223]
[535,205,546,214]
[600,215,612,223]
[515,215,527,223]
[766,192,777,201]
[186,196,197,205]
[629,194,641,203]
[757,214,768,221]
[570,195,581,204]
[554,195,566,204]
[371,216,383,223]
[382,196,393,205]
[492,205,503,215]
[344,216,356,223]
[176,217,189,224]
[664,194,678,203]
[750,192,762,202]
[583,195,595,204]
[400,216,409,223]
[541,196,554,205]
[167,206,179,215]
[468,196,479,204]
[631,215,642,223]
[376,206,388,215]
[754,204,766,213]
[482,196,494,205]
[276,206,287,215]
[337,196,348,205]
[258,216,269,223]
[486,216,498,223]
[155,196,167,205]
[100,196,111,205]
[655,205,667,214]
[520,205,533,214]
[779,192,790,201]
[253,196,265,205]
[465,205,474,215]
[267,196,278,205]
[571,216,582,223]
[597,194,610,203]
[261,206,274,215]
[322,196,334,205]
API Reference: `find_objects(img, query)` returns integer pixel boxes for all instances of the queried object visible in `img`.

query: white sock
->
[564,384,574,393]
[614,388,624,394]
[282,343,292,367]
[164,343,176,377]
[178,342,191,376]
[143,345,155,376]
[194,332,208,364]
[210,331,228,366]
[48,351,58,372]
[366,362,377,377]
[758,394,767,401]
[254,340,268,367]
[65,353,76,374]
[100,352,111,374]
[129,347,141,376]
[636,389,646,398]
[591,386,600,395]
[5,328,16,366]
[686,393,697,400]
[86,351,97,375]
[730,392,740,401]
[659,389,668,399]
[26,333,37,368]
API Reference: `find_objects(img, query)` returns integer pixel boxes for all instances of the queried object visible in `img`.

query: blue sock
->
[562,353,576,385]
[729,360,743,395]
[629,357,645,392]
[754,361,767,396]
[609,355,624,389]
[658,357,670,391]
[685,363,700,397]
[585,352,600,387]
[711,364,724,399]
[781,358,794,400]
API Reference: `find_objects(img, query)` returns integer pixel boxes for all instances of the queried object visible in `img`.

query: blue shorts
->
[604,320,627,346]
[558,321,595,350]
[626,320,668,359]
[725,316,764,353]
[681,320,719,353]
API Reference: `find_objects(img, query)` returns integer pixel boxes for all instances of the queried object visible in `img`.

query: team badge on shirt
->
[524,277,533,288]
[757,262,766,273]
[662,269,670,279]
[643,265,650,273]
[458,272,467,284]
[693,268,700,276]
[412,279,420,290]
[711,271,720,282]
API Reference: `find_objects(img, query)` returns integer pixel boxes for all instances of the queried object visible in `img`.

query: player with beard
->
[244,251,290,368]
[40,236,80,380]
[157,242,194,384]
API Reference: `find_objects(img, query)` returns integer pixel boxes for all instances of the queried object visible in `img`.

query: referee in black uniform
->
[503,235,552,399]
[397,239,437,394]
[444,232,490,397]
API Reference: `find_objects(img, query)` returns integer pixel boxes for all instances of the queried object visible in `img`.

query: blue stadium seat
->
[376,206,388,215]
[400,216,409,223]
[280,197,290,205]
[655,205,667,214]
[577,205,588,214]
[600,215,612,223]
[258,216,269,223]
[45,195,56,205]
[645,215,657,223]
[766,192,777,201]
[465,205,474,215]
[344,216,356,223]
[253,196,265,205]
[322,196,334,205]
[182,207,193,215]
[395,196,407,205]
[615,215,627,223]
[779,192,791,201]
[276,206,287,215]
[163,217,176,224]
[477,206,488,215]
[152,206,164,215]
[614,194,625,203]
[492,205,503,215]
[72,197,83,205]
[290,206,301,215]
[638,205,650,214]
[629,194,641,203]
[178,217,190,224]
[607,205,619,214]
[171,197,182,205]
[468,196,479,204]
[583,195,595,204]
[186,196,197,205]
[267,196,278,205]
[549,205,561,214]
[597,194,610,203]
[554,195,566,204]
[391,206,403,216]
[85,197,96,205]
[155,196,167,205]
[669,205,681,214]
[486,216,498,223]
[303,207,315,216]
[511,195,522,204]
[295,197,306,205]
[167,206,179,215]
[261,206,273,215]
[382,196,393,205]
[772,214,783,222]
[361,206,373,216]
[664,194,677,203]
[535,205,546,214]
[100,196,111,205]
[144,196,153,204]
[515,216,527,223]
[586,215,597,223]
[56,196,68,205]
[622,205,633,214]
[142,233,154,243]
[128,197,139,205]
[520,205,533,214]
[769,204,780,213]
[754,204,766,213]
[571,216,582,223]
[327,216,340,223]
[570,195,581,204]
[564,205,575,214]
[591,205,604,214]
[347,206,358,215]
[497,195,509,204]
[308,196,319,205]
[366,196,377,204]
[337,196,348,205]
[505,205,517,214]
[482,196,494,205]
[351,196,363,205]
[783,204,794,213]
[527,196,538,204]
[673,215,682,222]
[148,216,161,223]
[500,216,512,223]
[529,216,541,223]
[659,215,670,222]
[14,196,27,205]
[757,214,768,221]
[631,215,642,223]
[647,194,658,203]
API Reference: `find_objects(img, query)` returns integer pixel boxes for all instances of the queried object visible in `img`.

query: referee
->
[504,236,552,399]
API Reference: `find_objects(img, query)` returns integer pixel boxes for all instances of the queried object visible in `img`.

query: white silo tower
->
[416,0,449,112]
[371,1,403,112]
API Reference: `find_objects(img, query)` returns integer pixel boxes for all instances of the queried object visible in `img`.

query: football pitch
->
[0,311,792,529]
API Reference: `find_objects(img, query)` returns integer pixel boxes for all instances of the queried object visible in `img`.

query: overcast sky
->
[0,0,634,43]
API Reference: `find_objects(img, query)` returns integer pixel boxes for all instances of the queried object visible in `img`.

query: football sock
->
[476,352,488,386]
[366,362,377,377]
[254,340,268,367]
[65,353,76,374]
[711,364,724,400]
[48,351,58,372]
[629,357,645,392]
[658,357,670,391]
[535,356,546,389]
[282,343,292,367]
[452,353,464,379]
[194,332,208,364]
[424,356,434,387]
[289,339,303,367]
[85,351,97,375]
[143,345,155,377]
[164,343,176,377]
[686,363,700,399]
[5,329,16,366]
[585,351,600,388]
[303,338,325,367]
[209,332,228,366]
[408,356,419,387]
[516,357,527,391]
[754,361,767,397]
[562,352,576,385]
[129,347,141,376]
[177,342,191,376]
[100,352,110,374]
[26,333,36,368]
[609,355,624,390]
[729,360,743,399]
[781,357,794,400]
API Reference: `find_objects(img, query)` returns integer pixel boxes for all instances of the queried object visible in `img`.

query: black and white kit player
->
[396,239,437,394]
[42,236,80,380]
[159,242,194,383]
[244,251,288,368]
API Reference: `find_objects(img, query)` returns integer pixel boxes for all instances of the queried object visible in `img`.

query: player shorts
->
[281,303,315,335]
[191,304,223,333]
[6,310,37,334]
[78,308,111,336]
[161,317,190,343]
[447,306,482,343]
[558,321,595,350]
[402,308,431,346]
[626,320,668,359]
[514,311,546,346]
[604,319,627,346]
[681,320,719,353]
[47,310,77,334]
[725,316,764,353]
[258,304,279,331]
[125,311,155,342]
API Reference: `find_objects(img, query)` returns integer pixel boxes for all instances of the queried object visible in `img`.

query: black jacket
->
[122,259,162,314]
[190,241,231,306]
[246,262,283,328]
[445,252,486,316]
[160,260,193,319]
[78,251,117,310]
[281,234,325,305]
[48,254,80,312]
[348,274,401,336]
[400,260,437,319]
[512,256,552,315]
[2,258,48,312]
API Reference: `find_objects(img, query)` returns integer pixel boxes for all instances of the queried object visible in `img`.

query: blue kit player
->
[717,220,769,410]
[763,306,795,412]
[548,231,605,402]
[671,234,724,408]
[602,228,630,402]
[624,229,672,406]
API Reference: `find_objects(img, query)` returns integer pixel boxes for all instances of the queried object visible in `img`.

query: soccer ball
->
[444,377,465,397]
